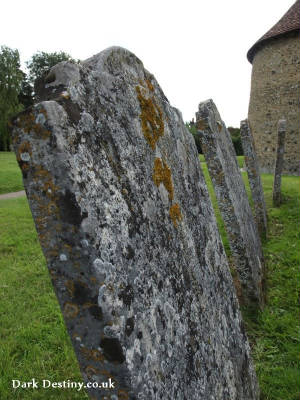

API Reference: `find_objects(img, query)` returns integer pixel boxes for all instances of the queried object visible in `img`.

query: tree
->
[26,51,74,85]
[228,127,243,156]
[0,46,23,151]
[18,71,34,109]
[186,120,202,154]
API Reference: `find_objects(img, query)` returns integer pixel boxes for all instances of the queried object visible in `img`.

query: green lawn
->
[0,152,299,399]
[0,152,23,194]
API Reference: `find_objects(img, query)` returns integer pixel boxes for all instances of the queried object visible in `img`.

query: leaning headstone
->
[273,119,286,207]
[196,100,264,308]
[240,119,267,238]
[11,48,259,399]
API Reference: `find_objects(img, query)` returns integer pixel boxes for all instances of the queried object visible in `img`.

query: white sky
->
[1,0,292,127]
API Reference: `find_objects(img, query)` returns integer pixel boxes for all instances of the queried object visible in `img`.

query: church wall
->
[248,32,300,175]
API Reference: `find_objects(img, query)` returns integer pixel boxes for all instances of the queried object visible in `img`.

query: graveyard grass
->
[0,152,299,400]
[0,152,23,194]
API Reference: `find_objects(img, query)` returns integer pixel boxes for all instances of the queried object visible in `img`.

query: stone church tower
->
[247,0,300,175]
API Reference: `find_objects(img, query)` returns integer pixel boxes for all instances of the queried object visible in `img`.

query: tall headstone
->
[11,48,259,399]
[273,119,287,207]
[240,119,267,238]
[196,100,264,308]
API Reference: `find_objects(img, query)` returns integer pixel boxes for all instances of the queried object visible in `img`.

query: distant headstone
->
[11,48,259,399]
[196,100,264,308]
[273,119,286,207]
[240,119,267,238]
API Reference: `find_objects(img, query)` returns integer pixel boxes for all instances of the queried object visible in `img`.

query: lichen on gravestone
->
[196,100,265,309]
[11,47,259,399]
[240,119,267,239]
[273,119,286,207]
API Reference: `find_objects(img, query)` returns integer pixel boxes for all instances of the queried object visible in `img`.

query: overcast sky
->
[1,0,293,127]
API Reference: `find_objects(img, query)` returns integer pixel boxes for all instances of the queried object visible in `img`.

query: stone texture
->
[11,47,259,400]
[196,100,264,308]
[248,32,300,175]
[273,119,287,206]
[240,119,267,238]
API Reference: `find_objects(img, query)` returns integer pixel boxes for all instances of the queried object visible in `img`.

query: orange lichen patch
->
[66,280,75,297]
[136,85,164,150]
[85,366,101,378]
[215,170,225,185]
[82,302,97,309]
[118,389,129,400]
[46,247,60,258]
[153,157,174,201]
[63,243,72,252]
[146,79,154,92]
[169,203,182,227]
[107,283,114,292]
[64,302,79,318]
[196,119,207,131]
[17,112,35,133]
[81,347,105,362]
[16,141,32,162]
[99,370,115,380]
[90,276,98,284]
[60,91,70,100]
[17,110,51,139]
[42,180,59,198]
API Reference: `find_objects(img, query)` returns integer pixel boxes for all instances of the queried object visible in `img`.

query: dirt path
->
[0,190,26,200]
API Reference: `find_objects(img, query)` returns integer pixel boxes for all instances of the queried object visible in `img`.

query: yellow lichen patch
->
[136,85,164,150]
[64,302,79,318]
[169,203,182,227]
[153,157,174,201]
[217,121,222,132]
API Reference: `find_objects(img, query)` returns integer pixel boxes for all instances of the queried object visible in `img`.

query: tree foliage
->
[0,46,24,150]
[186,120,202,154]
[0,47,76,150]
[18,71,34,109]
[228,126,243,156]
[26,51,74,85]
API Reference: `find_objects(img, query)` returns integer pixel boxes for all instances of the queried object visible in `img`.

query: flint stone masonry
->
[11,47,259,400]
[196,100,264,308]
[248,32,300,175]
[240,119,267,238]
[273,119,287,206]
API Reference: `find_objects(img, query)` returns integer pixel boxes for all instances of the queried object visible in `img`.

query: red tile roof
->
[247,0,300,63]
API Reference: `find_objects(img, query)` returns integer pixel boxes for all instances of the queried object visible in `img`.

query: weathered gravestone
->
[196,100,264,309]
[240,119,267,238]
[273,119,286,207]
[11,47,259,399]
